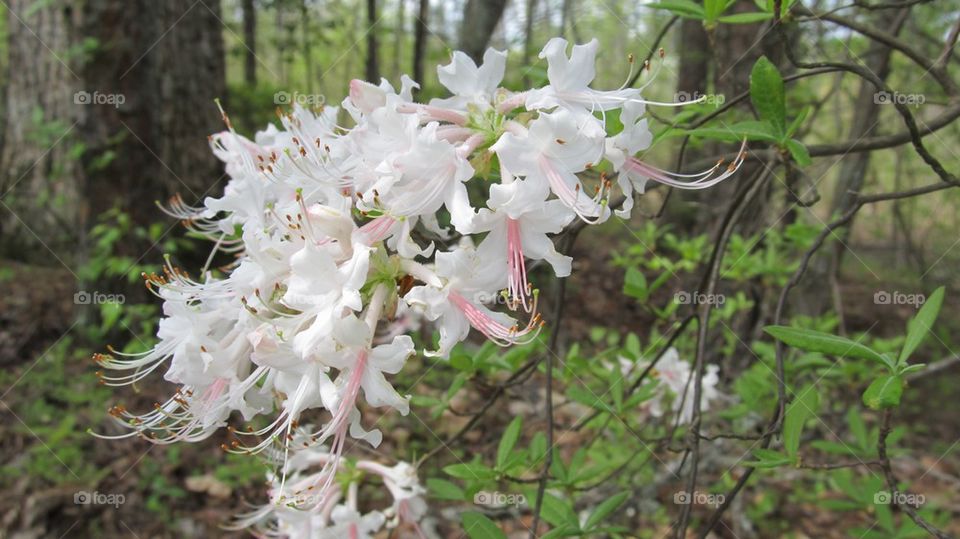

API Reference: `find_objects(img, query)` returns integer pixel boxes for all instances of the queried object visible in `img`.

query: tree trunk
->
[242,0,257,86]
[80,0,226,231]
[665,2,780,237]
[0,0,83,261]
[523,0,539,84]
[458,0,508,63]
[797,8,910,316]
[366,0,380,83]
[560,0,571,39]
[676,19,709,100]
[302,0,314,91]
[393,0,406,78]
[412,0,429,92]
[276,3,287,85]
[829,9,909,220]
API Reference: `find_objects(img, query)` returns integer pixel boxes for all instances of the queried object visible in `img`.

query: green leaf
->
[648,0,706,19]
[529,432,547,465]
[786,106,811,137]
[718,12,773,23]
[785,139,812,167]
[899,363,926,375]
[496,416,522,469]
[846,407,869,450]
[443,463,497,481]
[623,267,649,301]
[898,286,945,365]
[764,326,893,370]
[540,493,579,528]
[703,0,728,20]
[624,333,642,359]
[567,385,612,412]
[462,512,507,539]
[427,478,465,501]
[745,448,794,468]
[540,527,579,539]
[584,491,629,529]
[611,373,624,413]
[750,56,786,136]
[862,375,904,410]
[783,386,819,457]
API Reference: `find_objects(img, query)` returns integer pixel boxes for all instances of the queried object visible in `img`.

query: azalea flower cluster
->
[95,37,743,537]
[618,347,723,424]
[231,431,427,538]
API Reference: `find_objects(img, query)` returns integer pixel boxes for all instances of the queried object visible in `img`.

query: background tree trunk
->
[676,19,709,100]
[393,0,406,78]
[523,0,539,85]
[829,9,909,223]
[80,0,226,233]
[412,0,429,93]
[797,8,910,317]
[0,0,83,261]
[458,0,508,63]
[243,0,257,86]
[366,0,380,82]
[301,0,314,91]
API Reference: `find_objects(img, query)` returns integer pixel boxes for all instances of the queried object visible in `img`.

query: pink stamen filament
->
[396,103,466,125]
[308,350,368,505]
[538,156,608,223]
[506,218,533,311]
[457,133,487,158]
[357,215,396,244]
[624,139,747,190]
[449,291,541,346]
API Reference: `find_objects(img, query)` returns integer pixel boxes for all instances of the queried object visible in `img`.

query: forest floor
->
[1,244,959,538]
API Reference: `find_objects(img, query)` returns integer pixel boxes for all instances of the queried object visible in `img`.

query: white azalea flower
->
[432,47,507,111]
[642,347,722,424]
[493,108,610,222]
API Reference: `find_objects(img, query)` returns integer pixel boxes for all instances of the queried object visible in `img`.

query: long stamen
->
[449,291,543,346]
[505,218,534,311]
[539,156,608,223]
[624,139,748,190]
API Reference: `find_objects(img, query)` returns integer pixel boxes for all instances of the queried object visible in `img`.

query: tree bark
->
[0,0,83,261]
[393,0,406,78]
[242,0,257,86]
[458,0,508,63]
[665,2,780,237]
[366,0,380,83]
[829,10,909,220]
[797,8,910,316]
[301,0,314,91]
[412,0,429,92]
[676,19,709,100]
[80,0,226,230]
[523,0,539,84]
